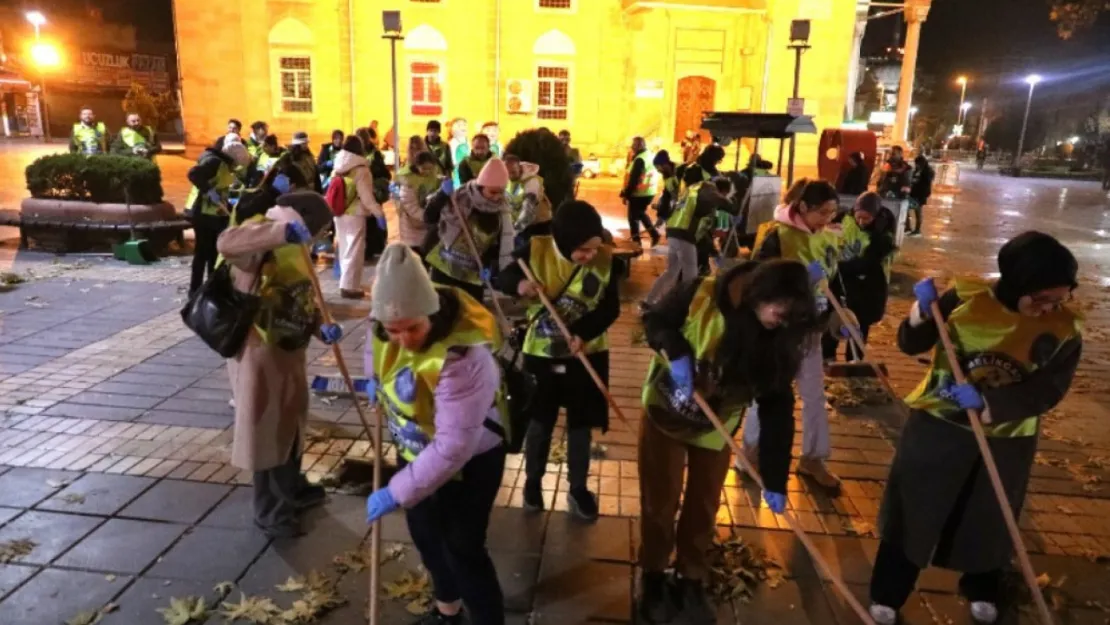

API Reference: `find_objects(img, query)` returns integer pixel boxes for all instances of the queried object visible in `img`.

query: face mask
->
[272,173,292,194]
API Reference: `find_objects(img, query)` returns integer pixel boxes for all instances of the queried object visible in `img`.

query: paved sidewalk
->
[1,172,1110,623]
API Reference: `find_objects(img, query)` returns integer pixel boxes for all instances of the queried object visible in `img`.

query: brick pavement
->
[1,171,1109,623]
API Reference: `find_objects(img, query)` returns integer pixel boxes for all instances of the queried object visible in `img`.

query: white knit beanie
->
[371,244,441,322]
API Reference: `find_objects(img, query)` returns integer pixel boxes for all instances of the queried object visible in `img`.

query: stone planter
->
[10,198,189,254]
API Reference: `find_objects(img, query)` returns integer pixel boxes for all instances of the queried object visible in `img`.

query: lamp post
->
[785,19,811,188]
[383,11,404,181]
[1014,74,1042,167]
[955,75,968,124]
[26,11,51,140]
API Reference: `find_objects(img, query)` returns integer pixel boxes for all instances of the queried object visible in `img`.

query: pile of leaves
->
[706,535,784,603]
[383,568,434,616]
[0,538,36,564]
[826,379,893,408]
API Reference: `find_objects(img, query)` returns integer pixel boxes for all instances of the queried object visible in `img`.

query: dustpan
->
[112,188,157,264]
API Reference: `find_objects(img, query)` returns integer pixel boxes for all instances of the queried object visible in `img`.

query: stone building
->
[173,0,860,167]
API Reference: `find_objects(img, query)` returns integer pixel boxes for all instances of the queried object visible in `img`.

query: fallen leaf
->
[157,595,208,625]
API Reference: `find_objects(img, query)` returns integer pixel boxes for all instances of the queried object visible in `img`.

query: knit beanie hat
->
[995,231,1078,309]
[652,150,672,167]
[371,244,441,322]
[476,157,510,188]
[552,200,604,259]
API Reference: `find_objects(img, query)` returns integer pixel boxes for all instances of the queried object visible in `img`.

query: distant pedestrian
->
[217,189,340,539]
[68,106,108,155]
[908,155,934,235]
[185,139,252,294]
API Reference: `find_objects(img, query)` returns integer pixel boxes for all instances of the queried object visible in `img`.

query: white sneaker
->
[869,604,898,625]
[970,601,998,624]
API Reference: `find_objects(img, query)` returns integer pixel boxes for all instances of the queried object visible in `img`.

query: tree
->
[1048,0,1109,39]
[121,82,180,131]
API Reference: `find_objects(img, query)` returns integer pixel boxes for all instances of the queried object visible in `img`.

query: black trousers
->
[821,323,871,362]
[627,196,658,243]
[190,219,227,294]
[870,539,1002,609]
[404,446,506,625]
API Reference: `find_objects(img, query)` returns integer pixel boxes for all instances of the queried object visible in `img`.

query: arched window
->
[404,25,448,116]
[268,18,315,115]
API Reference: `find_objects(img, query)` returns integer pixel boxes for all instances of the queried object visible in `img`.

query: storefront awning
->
[622,0,767,15]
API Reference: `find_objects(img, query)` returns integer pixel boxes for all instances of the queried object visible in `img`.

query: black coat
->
[830,208,896,326]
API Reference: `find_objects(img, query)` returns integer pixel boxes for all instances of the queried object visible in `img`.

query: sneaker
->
[412,608,465,624]
[797,456,842,493]
[637,571,678,624]
[675,576,716,625]
[567,487,599,522]
[970,601,998,624]
[296,484,327,510]
[869,603,898,625]
[523,479,545,512]
[340,288,366,300]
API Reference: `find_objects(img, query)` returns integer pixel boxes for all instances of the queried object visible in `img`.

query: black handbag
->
[180,261,264,358]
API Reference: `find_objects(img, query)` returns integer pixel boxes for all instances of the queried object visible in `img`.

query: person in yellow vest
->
[363,244,509,625]
[216,189,340,538]
[425,158,514,302]
[68,107,108,155]
[867,231,1082,625]
[638,259,821,623]
[458,133,494,186]
[822,191,897,362]
[331,135,385,299]
[621,136,661,248]
[109,113,162,160]
[496,201,624,521]
[186,138,252,294]
[397,151,442,253]
[504,154,552,243]
[742,179,848,492]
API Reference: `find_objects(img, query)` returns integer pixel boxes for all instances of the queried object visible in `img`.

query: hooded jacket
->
[332,150,383,218]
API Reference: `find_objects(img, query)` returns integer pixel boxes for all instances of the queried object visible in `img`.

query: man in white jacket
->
[331,136,385,299]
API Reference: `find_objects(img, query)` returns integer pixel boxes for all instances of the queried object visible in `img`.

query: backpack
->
[325,176,349,217]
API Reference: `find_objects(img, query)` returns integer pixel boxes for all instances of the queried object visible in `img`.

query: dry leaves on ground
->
[383,568,434,616]
[0,538,36,564]
[706,535,784,604]
[157,595,209,625]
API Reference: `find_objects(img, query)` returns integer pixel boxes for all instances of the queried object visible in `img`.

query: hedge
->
[504,128,574,209]
[26,154,165,205]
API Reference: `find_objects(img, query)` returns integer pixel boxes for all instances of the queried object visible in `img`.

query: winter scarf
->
[439,181,515,270]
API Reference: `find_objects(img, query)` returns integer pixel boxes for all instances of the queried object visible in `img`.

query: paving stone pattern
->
[2,172,1110,623]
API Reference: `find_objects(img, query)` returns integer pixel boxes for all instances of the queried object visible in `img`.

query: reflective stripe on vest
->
[904,279,1082,437]
[372,288,508,461]
[626,151,658,197]
[521,236,612,359]
[640,278,747,449]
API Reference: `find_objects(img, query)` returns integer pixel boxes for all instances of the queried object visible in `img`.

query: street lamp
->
[383,11,404,182]
[1014,74,1043,167]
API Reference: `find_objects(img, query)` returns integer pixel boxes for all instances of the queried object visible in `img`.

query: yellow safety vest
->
[839,214,893,281]
[641,278,749,449]
[626,151,658,197]
[521,236,612,358]
[185,158,236,218]
[904,279,1082,437]
[425,209,503,286]
[372,287,508,461]
[73,122,107,155]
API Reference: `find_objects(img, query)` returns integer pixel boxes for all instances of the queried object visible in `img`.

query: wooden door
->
[674,76,716,143]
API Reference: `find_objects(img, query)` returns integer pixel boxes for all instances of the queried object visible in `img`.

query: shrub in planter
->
[25,153,164,205]
[504,128,573,209]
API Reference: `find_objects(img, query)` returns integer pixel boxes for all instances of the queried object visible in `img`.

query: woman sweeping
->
[742,179,846,492]
[217,190,342,538]
[868,231,1083,625]
[496,201,623,521]
[364,244,508,625]
[638,259,821,624]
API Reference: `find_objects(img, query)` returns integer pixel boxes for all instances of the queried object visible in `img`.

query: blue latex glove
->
[669,355,695,399]
[272,173,292,195]
[939,380,985,411]
[285,221,312,244]
[440,178,454,195]
[375,215,388,231]
[206,189,222,206]
[319,323,343,345]
[913,278,939,318]
[806,260,826,285]
[479,268,493,284]
[366,487,399,523]
[763,491,787,514]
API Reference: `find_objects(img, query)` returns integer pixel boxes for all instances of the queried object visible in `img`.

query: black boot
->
[675,575,716,625]
[638,571,678,624]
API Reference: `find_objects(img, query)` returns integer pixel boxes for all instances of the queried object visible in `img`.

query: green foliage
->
[504,128,574,209]
[122,82,180,130]
[26,154,165,204]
